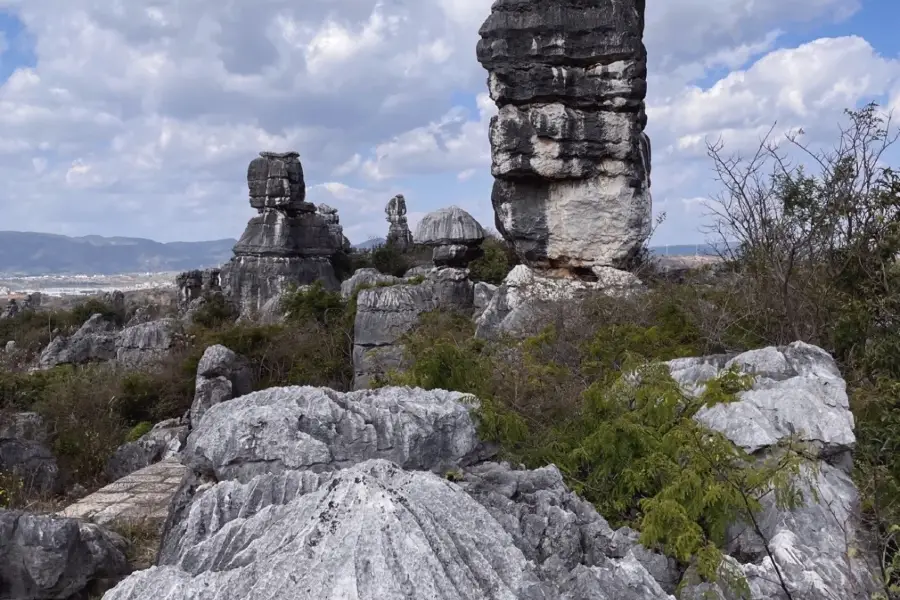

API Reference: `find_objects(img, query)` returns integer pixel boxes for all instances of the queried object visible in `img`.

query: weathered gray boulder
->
[352,268,474,388]
[385,194,414,251]
[183,386,486,483]
[38,313,117,369]
[0,510,130,600]
[669,342,878,600]
[476,0,652,271]
[668,342,855,466]
[340,267,403,300]
[0,412,61,496]
[106,460,673,600]
[105,418,189,482]
[475,265,642,339]
[114,318,180,369]
[219,152,341,317]
[189,344,253,428]
[460,461,680,593]
[415,206,486,267]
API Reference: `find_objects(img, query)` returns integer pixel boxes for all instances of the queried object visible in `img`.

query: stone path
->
[58,457,186,527]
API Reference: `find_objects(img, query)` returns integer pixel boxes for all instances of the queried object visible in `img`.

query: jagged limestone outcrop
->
[219,152,341,316]
[476,0,652,272]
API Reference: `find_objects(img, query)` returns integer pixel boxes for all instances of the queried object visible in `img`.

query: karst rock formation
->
[477,0,652,272]
[218,152,341,316]
[385,194,414,251]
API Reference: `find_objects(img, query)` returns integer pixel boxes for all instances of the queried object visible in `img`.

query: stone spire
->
[219,152,341,316]
[385,194,414,251]
[476,0,652,274]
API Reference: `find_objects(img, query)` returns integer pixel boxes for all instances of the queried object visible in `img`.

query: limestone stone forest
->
[2,1,899,600]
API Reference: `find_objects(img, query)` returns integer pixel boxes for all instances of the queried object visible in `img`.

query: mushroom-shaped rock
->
[414,206,486,267]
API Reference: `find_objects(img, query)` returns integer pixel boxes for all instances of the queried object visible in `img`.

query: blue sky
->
[1,0,899,246]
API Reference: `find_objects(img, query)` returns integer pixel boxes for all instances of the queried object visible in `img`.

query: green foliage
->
[281,282,346,327]
[69,298,125,328]
[371,242,411,277]
[126,421,153,442]
[383,311,489,394]
[0,472,23,509]
[189,293,236,329]
[469,235,518,284]
[392,309,802,584]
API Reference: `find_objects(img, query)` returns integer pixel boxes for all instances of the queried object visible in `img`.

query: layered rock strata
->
[175,268,221,308]
[476,0,652,271]
[219,152,340,316]
[352,268,474,388]
[317,203,351,251]
[385,194,414,250]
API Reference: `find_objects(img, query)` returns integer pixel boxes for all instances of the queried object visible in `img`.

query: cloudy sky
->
[0,0,898,246]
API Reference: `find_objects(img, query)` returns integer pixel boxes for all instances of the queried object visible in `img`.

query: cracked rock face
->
[219,152,341,316]
[477,0,652,271]
[385,194,414,251]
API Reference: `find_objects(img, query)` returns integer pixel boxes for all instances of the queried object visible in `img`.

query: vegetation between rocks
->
[1,103,900,598]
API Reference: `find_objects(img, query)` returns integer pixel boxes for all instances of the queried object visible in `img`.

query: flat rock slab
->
[57,458,185,527]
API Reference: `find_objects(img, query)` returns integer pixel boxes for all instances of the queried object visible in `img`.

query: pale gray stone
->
[38,313,117,369]
[385,194,414,251]
[107,460,672,600]
[667,341,856,462]
[115,318,180,369]
[475,265,642,339]
[183,385,486,482]
[106,419,188,481]
[476,0,652,271]
[340,267,403,300]
[414,206,486,246]
[189,344,252,428]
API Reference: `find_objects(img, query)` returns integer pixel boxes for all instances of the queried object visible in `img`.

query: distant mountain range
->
[0,232,726,276]
[0,232,237,276]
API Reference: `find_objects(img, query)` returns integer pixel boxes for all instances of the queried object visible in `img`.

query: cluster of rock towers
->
[179,0,651,319]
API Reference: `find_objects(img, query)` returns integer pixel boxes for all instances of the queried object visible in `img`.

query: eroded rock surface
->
[0,510,130,600]
[352,268,474,388]
[476,0,652,271]
[39,313,117,369]
[669,342,878,600]
[0,412,61,495]
[340,267,403,300]
[106,418,188,482]
[219,152,341,316]
[183,386,485,483]
[476,264,642,339]
[189,344,253,428]
[115,318,181,369]
[385,194,414,251]
[317,203,351,251]
[415,206,486,267]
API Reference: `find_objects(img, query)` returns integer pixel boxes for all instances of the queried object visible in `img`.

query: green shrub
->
[389,307,804,584]
[126,421,153,442]
[371,242,410,277]
[281,282,347,327]
[30,365,127,486]
[189,294,236,329]
[69,298,125,328]
[469,235,518,284]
